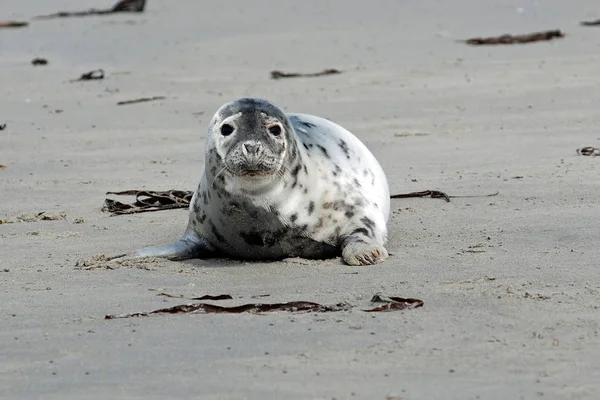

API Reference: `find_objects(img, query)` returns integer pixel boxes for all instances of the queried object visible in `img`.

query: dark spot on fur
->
[199,212,206,224]
[350,228,370,238]
[353,178,361,187]
[290,213,298,223]
[307,201,315,215]
[345,211,355,218]
[316,145,329,158]
[269,206,280,217]
[303,143,309,150]
[304,188,308,194]
[331,200,345,211]
[299,120,317,129]
[240,231,264,247]
[361,217,375,230]
[193,201,200,214]
[339,139,350,160]
[209,220,225,243]
[291,164,301,177]
[303,165,308,174]
[297,224,308,233]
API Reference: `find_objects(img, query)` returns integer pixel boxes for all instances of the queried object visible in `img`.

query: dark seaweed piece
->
[577,146,600,156]
[270,68,341,80]
[116,96,166,106]
[463,30,564,45]
[157,293,233,301]
[73,69,105,81]
[35,0,145,19]
[105,301,351,319]
[0,21,28,28]
[390,190,451,202]
[0,124,6,131]
[390,190,500,202]
[31,58,48,66]
[103,189,193,215]
[362,294,424,312]
[580,19,600,26]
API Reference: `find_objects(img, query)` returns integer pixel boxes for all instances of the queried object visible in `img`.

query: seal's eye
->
[268,125,282,136]
[220,124,234,136]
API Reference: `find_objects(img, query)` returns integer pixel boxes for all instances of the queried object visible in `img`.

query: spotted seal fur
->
[120,98,390,265]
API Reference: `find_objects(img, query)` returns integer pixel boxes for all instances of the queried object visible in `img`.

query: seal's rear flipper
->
[108,231,215,261]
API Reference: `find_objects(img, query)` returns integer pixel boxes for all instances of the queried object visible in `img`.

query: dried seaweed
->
[73,69,105,82]
[270,68,341,80]
[0,21,28,28]
[362,294,424,312]
[391,190,451,202]
[105,301,351,319]
[0,124,6,131]
[35,0,145,19]
[31,58,48,66]
[117,96,166,106]
[103,190,193,215]
[580,19,600,26]
[390,190,499,203]
[577,146,600,156]
[463,30,564,45]
[157,293,233,301]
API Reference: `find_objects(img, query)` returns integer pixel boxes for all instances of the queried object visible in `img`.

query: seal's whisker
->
[211,167,227,188]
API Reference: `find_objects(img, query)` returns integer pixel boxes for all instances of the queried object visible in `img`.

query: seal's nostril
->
[244,143,259,155]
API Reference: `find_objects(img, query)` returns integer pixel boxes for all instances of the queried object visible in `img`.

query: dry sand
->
[2,0,600,399]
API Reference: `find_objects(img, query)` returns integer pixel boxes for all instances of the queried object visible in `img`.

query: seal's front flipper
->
[109,231,215,261]
[341,241,388,266]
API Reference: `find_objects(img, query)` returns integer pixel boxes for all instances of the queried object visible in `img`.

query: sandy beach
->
[2,1,600,399]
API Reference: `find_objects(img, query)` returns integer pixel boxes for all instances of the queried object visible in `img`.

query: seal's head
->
[206,98,297,191]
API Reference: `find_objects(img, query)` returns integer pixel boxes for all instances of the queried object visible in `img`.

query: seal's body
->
[128,98,390,265]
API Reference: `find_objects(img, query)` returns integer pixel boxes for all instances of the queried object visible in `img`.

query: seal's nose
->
[243,142,260,156]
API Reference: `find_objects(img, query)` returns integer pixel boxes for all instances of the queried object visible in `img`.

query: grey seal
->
[119,98,390,265]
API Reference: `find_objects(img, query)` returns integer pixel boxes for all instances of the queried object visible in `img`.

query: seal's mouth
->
[239,169,272,178]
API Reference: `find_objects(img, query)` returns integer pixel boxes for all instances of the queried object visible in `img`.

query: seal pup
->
[120,98,390,265]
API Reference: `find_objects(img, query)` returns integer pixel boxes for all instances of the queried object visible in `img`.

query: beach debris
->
[0,124,6,130]
[577,146,600,156]
[105,301,351,319]
[31,58,48,66]
[35,0,146,19]
[0,164,7,169]
[73,69,105,82]
[362,294,424,312]
[0,21,28,28]
[157,293,233,301]
[391,190,451,202]
[580,19,600,26]
[105,292,424,319]
[116,96,166,106]
[463,30,564,45]
[390,190,500,203]
[103,190,192,215]
[270,68,341,80]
